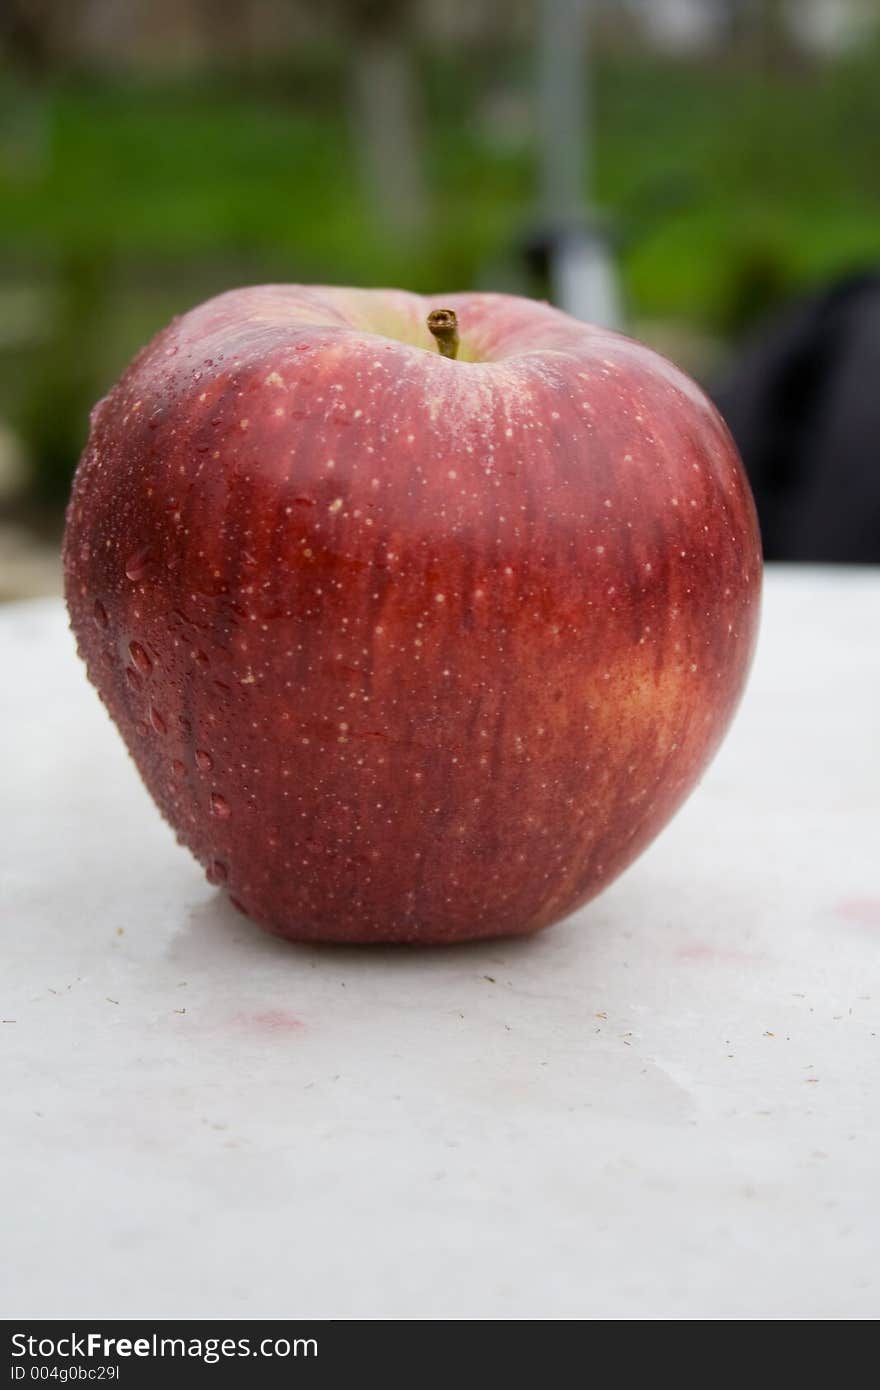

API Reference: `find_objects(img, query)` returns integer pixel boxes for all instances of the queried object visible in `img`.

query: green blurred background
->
[2,0,880,595]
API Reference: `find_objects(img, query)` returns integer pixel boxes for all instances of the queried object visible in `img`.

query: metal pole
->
[537,0,621,328]
[539,0,588,223]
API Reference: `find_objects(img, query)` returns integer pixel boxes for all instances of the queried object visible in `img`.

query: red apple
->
[64,286,761,944]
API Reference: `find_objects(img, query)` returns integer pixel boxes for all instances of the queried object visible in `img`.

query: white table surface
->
[2,566,878,1321]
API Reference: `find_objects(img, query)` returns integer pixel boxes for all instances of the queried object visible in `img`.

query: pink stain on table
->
[233,1009,305,1034]
[676,942,765,964]
[836,898,880,929]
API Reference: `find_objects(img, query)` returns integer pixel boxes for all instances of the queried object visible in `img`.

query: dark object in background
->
[713,272,880,563]
[522,221,621,329]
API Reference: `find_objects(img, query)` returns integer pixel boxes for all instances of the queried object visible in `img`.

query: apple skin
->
[64,286,761,944]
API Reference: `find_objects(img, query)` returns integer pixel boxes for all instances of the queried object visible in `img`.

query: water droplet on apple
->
[206,859,228,884]
[125,666,142,691]
[128,641,152,674]
[194,650,210,669]
[93,599,109,629]
[195,749,213,772]
[150,707,167,734]
[171,759,186,779]
[125,548,152,581]
[210,791,231,819]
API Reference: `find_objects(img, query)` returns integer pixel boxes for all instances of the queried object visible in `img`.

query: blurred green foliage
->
[3,43,880,503]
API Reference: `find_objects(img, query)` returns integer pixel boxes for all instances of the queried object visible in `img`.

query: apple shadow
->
[174,886,564,978]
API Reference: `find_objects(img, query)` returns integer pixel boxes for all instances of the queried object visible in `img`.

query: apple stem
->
[427,308,460,360]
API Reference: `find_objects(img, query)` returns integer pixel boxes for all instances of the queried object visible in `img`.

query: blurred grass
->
[3,44,880,503]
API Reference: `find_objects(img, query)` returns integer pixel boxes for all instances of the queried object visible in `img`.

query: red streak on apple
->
[64,286,761,944]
